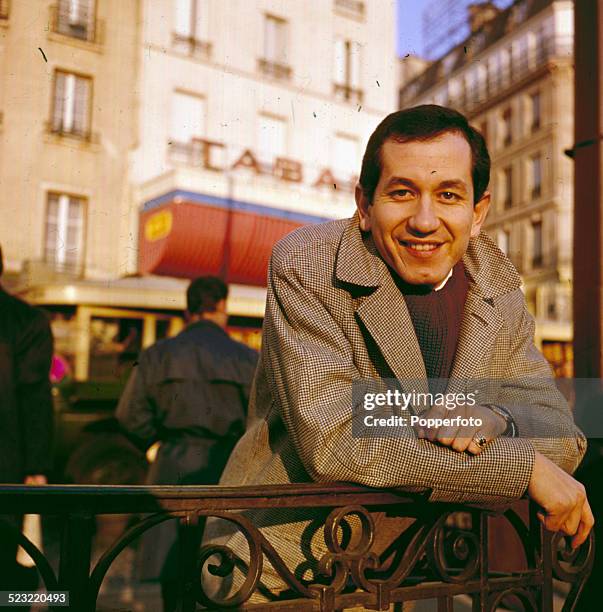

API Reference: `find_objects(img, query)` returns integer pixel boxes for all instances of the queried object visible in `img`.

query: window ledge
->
[334,0,365,20]
[47,30,103,54]
[257,58,292,80]
[171,33,212,60]
[333,83,364,105]
[44,126,101,151]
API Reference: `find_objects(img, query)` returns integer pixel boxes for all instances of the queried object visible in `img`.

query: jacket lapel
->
[446,235,521,395]
[355,282,429,391]
[448,289,503,383]
[336,216,429,396]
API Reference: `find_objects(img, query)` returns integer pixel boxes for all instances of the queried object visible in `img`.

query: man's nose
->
[407,196,440,234]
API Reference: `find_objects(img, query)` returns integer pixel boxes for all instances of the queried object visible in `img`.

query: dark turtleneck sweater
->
[395,262,470,386]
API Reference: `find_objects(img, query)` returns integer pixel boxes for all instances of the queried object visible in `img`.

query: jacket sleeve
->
[263,249,537,504]
[115,351,158,449]
[493,290,586,474]
[15,311,54,476]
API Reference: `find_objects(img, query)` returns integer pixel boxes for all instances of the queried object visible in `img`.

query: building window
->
[257,115,286,164]
[533,28,546,64]
[547,292,557,319]
[459,78,467,108]
[504,47,513,84]
[0,0,9,20]
[333,134,358,178]
[531,154,542,199]
[498,229,510,255]
[531,220,543,268]
[502,107,512,146]
[333,39,362,104]
[503,166,513,209]
[50,71,92,139]
[530,91,541,132]
[45,193,86,271]
[485,61,494,95]
[55,0,96,42]
[173,0,211,57]
[258,14,291,79]
[515,0,528,22]
[168,91,206,163]
[479,120,488,146]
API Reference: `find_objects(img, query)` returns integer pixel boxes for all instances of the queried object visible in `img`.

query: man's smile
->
[398,239,445,257]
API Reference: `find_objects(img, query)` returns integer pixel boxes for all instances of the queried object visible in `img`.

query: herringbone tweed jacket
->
[203,215,586,597]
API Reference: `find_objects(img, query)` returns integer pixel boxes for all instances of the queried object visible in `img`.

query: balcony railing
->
[20,259,85,285]
[172,32,212,59]
[0,0,9,20]
[0,483,593,611]
[401,36,573,112]
[258,58,292,80]
[49,3,102,44]
[46,120,92,142]
[333,82,364,105]
[334,0,365,18]
[532,184,542,200]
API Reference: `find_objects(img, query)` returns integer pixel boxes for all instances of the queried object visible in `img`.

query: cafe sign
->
[177,137,358,193]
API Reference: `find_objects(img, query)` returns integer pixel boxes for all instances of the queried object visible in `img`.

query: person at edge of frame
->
[0,244,54,610]
[202,105,593,612]
[116,276,258,612]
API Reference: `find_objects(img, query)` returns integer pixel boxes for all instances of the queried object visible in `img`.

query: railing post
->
[533,505,554,612]
[178,512,205,612]
[58,513,94,612]
[472,511,488,612]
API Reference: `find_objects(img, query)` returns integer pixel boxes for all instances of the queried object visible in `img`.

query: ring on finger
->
[472,433,488,449]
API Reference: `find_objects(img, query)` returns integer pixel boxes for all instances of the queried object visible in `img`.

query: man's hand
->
[416,404,506,454]
[24,474,47,485]
[528,451,594,549]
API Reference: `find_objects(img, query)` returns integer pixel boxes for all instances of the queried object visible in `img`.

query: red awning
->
[138,199,306,286]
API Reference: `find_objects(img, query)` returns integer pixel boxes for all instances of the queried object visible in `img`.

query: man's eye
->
[390,189,414,198]
[440,191,461,201]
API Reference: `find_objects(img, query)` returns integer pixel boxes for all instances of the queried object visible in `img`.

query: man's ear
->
[470,191,491,238]
[355,184,371,232]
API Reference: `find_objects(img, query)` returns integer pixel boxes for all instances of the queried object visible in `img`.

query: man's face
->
[356,132,490,287]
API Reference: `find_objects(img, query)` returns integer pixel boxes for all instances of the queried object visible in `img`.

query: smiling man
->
[205,105,592,605]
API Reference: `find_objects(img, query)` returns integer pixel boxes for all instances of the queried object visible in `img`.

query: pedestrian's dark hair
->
[359,104,490,205]
[186,276,228,314]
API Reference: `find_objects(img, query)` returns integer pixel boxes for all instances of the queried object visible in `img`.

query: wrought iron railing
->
[334,0,365,18]
[172,32,212,59]
[0,483,593,611]
[19,259,86,284]
[333,82,364,105]
[46,119,93,142]
[400,36,574,112]
[257,58,292,80]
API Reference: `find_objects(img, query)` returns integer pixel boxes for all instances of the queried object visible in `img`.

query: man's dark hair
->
[359,104,490,205]
[186,276,228,314]
[0,245,3,277]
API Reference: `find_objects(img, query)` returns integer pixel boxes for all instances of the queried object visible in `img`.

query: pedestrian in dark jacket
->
[0,246,54,592]
[116,276,258,612]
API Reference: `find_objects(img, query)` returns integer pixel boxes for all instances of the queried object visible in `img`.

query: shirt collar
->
[433,267,453,291]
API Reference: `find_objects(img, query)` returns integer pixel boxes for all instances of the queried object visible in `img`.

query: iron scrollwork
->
[0,485,595,611]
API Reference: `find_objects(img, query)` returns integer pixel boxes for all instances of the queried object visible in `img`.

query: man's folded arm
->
[264,250,536,504]
[493,290,586,474]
